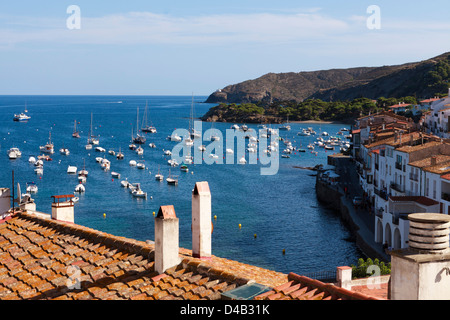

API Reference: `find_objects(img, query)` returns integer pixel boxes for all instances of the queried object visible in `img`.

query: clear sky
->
[0,0,449,95]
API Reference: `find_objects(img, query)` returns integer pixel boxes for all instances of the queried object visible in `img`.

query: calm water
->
[0,95,362,275]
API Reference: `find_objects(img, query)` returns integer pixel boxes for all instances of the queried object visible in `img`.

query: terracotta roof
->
[254,273,382,300]
[0,211,379,300]
[420,98,440,104]
[442,173,450,181]
[409,155,450,168]
[395,141,442,154]
[389,103,411,109]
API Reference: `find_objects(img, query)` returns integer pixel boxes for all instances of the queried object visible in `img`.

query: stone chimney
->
[192,181,212,260]
[431,156,437,166]
[390,213,450,300]
[154,205,180,274]
[51,195,75,223]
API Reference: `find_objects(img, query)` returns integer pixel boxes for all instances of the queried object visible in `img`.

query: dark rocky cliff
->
[206,52,450,104]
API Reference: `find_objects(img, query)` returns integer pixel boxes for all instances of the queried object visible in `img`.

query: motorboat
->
[239,157,247,164]
[75,184,85,193]
[85,144,93,150]
[169,134,182,142]
[67,166,77,174]
[28,156,36,163]
[101,158,110,171]
[180,165,189,172]
[149,143,156,148]
[168,159,179,167]
[132,184,147,199]
[95,157,103,163]
[26,182,38,194]
[111,172,121,178]
[38,154,52,161]
[137,162,145,170]
[198,145,206,152]
[129,160,137,167]
[129,144,137,150]
[78,175,86,183]
[34,166,43,175]
[136,146,144,155]
[13,112,31,122]
[164,150,172,156]
[60,148,70,155]
[95,147,106,152]
[121,179,131,188]
[108,150,115,156]
[7,148,21,159]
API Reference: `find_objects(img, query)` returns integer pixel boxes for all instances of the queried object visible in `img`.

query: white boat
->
[75,184,85,193]
[78,175,86,183]
[101,159,110,171]
[137,162,145,170]
[180,165,189,172]
[7,148,21,159]
[95,157,103,163]
[60,148,70,155]
[170,134,182,142]
[13,112,31,122]
[136,146,144,155]
[231,124,240,130]
[129,160,137,167]
[85,144,93,150]
[226,148,234,154]
[132,184,147,199]
[78,159,88,176]
[168,159,179,167]
[239,157,247,164]
[164,150,172,156]
[116,148,124,160]
[39,132,54,154]
[111,172,121,178]
[141,101,157,133]
[198,145,206,152]
[121,180,131,188]
[166,170,178,185]
[72,120,80,138]
[34,166,43,175]
[28,156,36,163]
[132,107,146,145]
[72,197,79,203]
[149,143,156,148]
[155,173,164,181]
[26,182,38,194]
[67,166,77,174]
[108,150,115,156]
[95,147,106,152]
[87,113,99,145]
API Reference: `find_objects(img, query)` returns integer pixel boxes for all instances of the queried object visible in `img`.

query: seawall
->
[315,177,389,262]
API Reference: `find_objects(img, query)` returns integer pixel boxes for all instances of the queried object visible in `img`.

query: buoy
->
[254,234,257,239]
[103,213,106,218]
[238,224,242,229]
[282,249,286,255]
[214,215,217,220]
[153,211,155,216]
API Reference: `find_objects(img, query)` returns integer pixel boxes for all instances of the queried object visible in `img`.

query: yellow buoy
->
[214,215,217,220]
[153,211,156,216]
[103,213,106,218]
[238,224,242,229]
[282,249,286,255]
[254,234,257,239]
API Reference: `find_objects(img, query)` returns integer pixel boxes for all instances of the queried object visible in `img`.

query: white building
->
[422,89,450,138]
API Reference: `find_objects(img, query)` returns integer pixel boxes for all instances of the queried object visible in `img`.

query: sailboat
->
[116,147,124,160]
[189,95,201,139]
[166,169,178,185]
[72,120,80,138]
[87,113,99,145]
[39,131,54,154]
[279,115,291,131]
[141,101,157,133]
[155,166,163,181]
[133,107,146,144]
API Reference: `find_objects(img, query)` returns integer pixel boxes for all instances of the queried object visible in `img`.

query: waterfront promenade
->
[317,155,390,262]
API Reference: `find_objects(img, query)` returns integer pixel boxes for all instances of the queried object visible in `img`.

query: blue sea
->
[0,95,362,275]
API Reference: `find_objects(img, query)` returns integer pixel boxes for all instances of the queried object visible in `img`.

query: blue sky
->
[0,1,449,95]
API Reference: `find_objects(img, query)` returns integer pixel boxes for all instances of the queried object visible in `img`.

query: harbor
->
[0,95,360,276]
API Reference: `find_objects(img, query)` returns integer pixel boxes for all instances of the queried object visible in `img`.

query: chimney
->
[431,156,437,166]
[51,195,75,223]
[390,213,450,300]
[336,266,352,290]
[154,205,180,274]
[192,181,212,260]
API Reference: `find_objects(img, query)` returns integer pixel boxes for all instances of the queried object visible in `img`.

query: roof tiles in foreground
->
[0,212,381,300]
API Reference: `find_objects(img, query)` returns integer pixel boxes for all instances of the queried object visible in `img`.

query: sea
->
[0,95,363,275]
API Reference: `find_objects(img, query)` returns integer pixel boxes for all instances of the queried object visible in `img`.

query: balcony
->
[390,182,405,194]
[409,173,419,182]
[442,192,450,202]
[395,162,402,170]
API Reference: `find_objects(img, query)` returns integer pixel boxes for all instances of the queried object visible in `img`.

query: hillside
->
[205,52,450,104]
